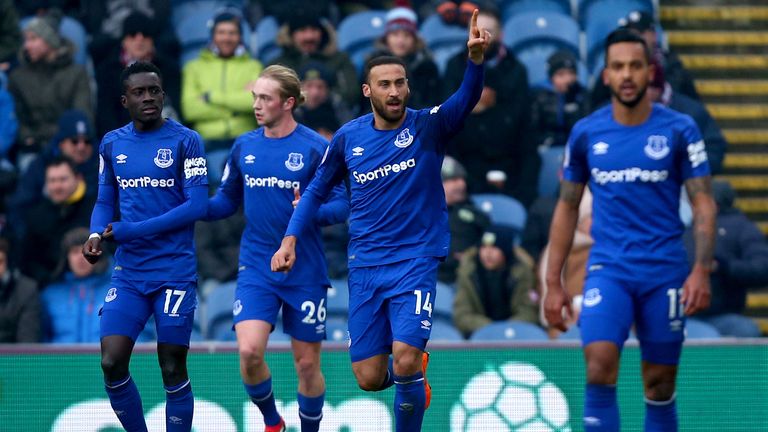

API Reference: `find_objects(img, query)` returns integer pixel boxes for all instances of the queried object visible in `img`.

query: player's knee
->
[239,344,265,368]
[353,368,383,392]
[644,371,676,401]
[100,353,129,380]
[294,355,320,382]
[586,358,619,385]
[392,351,421,376]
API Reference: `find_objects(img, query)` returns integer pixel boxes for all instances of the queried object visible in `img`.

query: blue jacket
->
[0,87,17,158]
[41,271,111,343]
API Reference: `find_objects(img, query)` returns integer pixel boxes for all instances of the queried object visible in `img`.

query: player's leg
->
[281,285,328,432]
[99,279,153,432]
[387,257,439,432]
[579,276,634,432]
[235,279,284,431]
[635,271,688,432]
[153,281,198,432]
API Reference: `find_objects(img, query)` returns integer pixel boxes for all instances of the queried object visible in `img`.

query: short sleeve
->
[678,116,711,180]
[182,131,209,188]
[562,122,589,184]
[98,139,116,186]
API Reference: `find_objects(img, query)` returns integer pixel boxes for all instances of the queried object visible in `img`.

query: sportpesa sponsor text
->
[591,167,669,185]
[353,158,416,184]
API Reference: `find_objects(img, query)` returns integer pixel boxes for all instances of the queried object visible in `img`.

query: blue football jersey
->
[563,103,711,275]
[98,119,208,281]
[287,61,484,268]
[218,124,348,286]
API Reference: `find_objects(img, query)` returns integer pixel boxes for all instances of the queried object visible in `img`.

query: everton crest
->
[154,148,174,168]
[394,128,414,148]
[644,135,670,160]
[285,152,305,171]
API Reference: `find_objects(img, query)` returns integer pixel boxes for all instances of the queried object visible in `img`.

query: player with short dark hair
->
[83,61,208,432]
[543,28,716,432]
[207,64,348,432]
[272,10,490,432]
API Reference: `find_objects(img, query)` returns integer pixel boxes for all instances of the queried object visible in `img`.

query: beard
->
[610,82,648,108]
[369,93,409,123]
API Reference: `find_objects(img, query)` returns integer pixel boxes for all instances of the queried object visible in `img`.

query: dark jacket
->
[668,91,726,175]
[8,40,93,150]
[453,247,539,337]
[438,200,491,284]
[0,270,40,343]
[195,211,246,283]
[530,81,589,149]
[0,0,20,64]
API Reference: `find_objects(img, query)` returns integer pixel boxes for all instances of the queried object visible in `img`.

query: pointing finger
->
[470,9,479,37]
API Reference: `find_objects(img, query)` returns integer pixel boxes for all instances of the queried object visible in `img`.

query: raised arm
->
[682,176,715,315]
[543,180,585,331]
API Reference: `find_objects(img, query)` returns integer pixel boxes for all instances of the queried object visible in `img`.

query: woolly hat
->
[441,156,467,181]
[385,7,418,34]
[24,14,63,49]
[299,62,335,86]
[547,50,577,78]
[209,8,244,37]
[480,225,516,261]
[620,10,655,32]
[52,109,93,145]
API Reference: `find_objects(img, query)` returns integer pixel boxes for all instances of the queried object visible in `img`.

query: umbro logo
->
[116,154,128,164]
[352,146,364,156]
[592,142,609,155]
[430,105,441,114]
[244,154,255,164]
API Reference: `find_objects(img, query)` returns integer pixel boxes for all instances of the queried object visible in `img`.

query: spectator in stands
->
[439,156,490,284]
[590,10,700,110]
[270,11,359,109]
[195,210,246,288]
[41,227,111,343]
[443,8,539,207]
[12,110,98,216]
[94,11,181,137]
[18,157,95,286]
[649,61,727,174]
[8,11,92,164]
[683,180,767,337]
[531,50,589,150]
[366,3,440,110]
[453,225,539,338]
[0,0,21,70]
[294,62,348,141]
[0,237,40,343]
[182,8,262,183]
[434,0,478,27]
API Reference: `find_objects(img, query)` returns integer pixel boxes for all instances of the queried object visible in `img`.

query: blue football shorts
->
[347,257,439,363]
[578,268,690,365]
[233,275,327,343]
[100,277,197,346]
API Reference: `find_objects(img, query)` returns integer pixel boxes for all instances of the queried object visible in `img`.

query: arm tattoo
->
[685,176,712,199]
[558,180,585,207]
[686,176,716,268]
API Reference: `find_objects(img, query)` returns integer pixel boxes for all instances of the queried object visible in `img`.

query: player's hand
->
[271,236,297,273]
[467,9,491,65]
[543,281,572,332]
[82,236,103,264]
[292,187,301,208]
[681,266,711,316]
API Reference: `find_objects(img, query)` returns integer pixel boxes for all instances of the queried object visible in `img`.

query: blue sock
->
[378,357,395,390]
[165,380,194,431]
[244,378,282,426]
[297,392,324,432]
[104,375,148,432]
[584,384,619,432]
[393,372,426,432]
[645,394,677,432]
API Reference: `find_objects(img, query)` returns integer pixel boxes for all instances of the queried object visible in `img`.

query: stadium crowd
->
[0,0,765,344]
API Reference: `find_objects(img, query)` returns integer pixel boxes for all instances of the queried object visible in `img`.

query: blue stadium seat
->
[136,316,157,343]
[582,0,653,69]
[434,281,455,319]
[537,146,565,198]
[578,0,654,27]
[679,193,693,227]
[20,15,89,66]
[557,325,581,341]
[502,12,580,58]
[327,278,349,317]
[500,0,572,23]
[204,280,236,337]
[268,324,292,343]
[254,15,282,63]
[325,317,349,342]
[175,2,252,65]
[470,321,549,341]
[420,13,466,52]
[517,46,588,87]
[431,44,464,75]
[470,193,527,233]
[685,319,722,339]
[337,10,387,72]
[430,317,464,341]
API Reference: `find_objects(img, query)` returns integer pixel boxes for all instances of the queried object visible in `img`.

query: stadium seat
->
[582,0,653,69]
[136,317,157,343]
[204,280,236,336]
[327,278,349,317]
[336,10,387,72]
[434,281,455,319]
[557,325,581,341]
[325,317,349,342]
[420,13,466,53]
[685,319,722,339]
[578,0,654,27]
[679,190,693,227]
[502,12,580,58]
[470,193,527,232]
[470,321,549,341]
[20,15,89,66]
[500,0,572,23]
[430,317,465,341]
[268,324,292,343]
[431,44,465,76]
[254,15,282,64]
[537,146,565,198]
